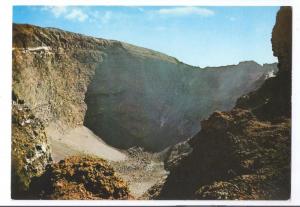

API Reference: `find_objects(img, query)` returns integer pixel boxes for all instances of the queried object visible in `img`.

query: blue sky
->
[13,6,279,67]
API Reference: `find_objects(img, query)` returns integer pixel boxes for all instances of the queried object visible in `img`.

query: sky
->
[13,6,279,67]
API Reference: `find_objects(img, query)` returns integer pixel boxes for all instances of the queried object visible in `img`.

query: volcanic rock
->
[28,155,132,200]
[11,95,52,199]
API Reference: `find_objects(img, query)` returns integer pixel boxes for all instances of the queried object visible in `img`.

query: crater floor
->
[46,124,168,198]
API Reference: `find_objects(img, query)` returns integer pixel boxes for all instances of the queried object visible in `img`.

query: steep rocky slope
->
[150,6,291,200]
[11,95,52,199]
[13,24,277,151]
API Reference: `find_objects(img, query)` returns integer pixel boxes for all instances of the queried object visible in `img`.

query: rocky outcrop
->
[271,7,292,74]
[162,139,193,171]
[11,95,52,198]
[156,109,290,199]
[13,24,277,151]
[236,6,291,120]
[28,156,132,199]
[152,6,291,200]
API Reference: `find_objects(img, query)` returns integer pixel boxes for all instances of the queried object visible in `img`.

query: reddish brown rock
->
[28,155,133,200]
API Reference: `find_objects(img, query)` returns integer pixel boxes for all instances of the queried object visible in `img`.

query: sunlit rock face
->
[13,24,277,151]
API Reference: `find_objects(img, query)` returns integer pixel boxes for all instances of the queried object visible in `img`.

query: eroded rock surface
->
[28,156,132,200]
[162,139,193,171]
[12,96,52,198]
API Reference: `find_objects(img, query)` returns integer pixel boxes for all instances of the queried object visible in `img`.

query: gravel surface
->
[110,147,168,198]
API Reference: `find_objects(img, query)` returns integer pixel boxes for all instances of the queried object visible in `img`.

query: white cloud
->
[65,9,88,22]
[41,6,88,22]
[88,10,113,24]
[156,7,215,17]
[42,6,67,18]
